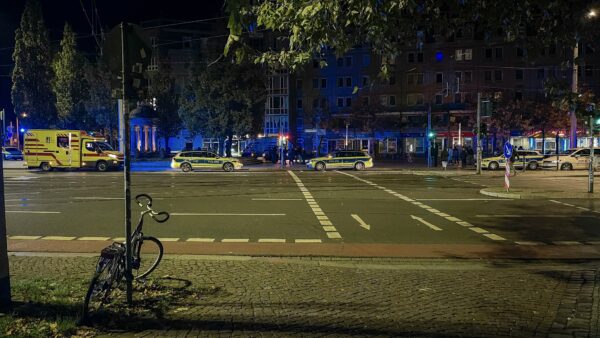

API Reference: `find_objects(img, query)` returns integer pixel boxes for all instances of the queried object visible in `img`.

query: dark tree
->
[11,0,56,128]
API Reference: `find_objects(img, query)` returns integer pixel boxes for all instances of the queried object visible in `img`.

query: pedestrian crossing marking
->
[288,170,342,240]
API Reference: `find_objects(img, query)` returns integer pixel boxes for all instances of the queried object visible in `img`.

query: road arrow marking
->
[351,214,371,230]
[411,215,442,231]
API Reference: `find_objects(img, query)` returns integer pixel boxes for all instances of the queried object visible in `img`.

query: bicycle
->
[81,194,169,322]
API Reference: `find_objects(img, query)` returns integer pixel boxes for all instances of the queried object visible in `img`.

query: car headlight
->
[108,154,118,159]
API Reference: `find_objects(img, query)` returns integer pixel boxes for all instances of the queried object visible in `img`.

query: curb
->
[480,188,600,199]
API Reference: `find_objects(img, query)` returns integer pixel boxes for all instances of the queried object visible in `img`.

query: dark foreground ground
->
[3,254,600,337]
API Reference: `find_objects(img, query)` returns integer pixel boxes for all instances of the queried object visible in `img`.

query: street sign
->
[503,142,513,159]
[103,23,152,100]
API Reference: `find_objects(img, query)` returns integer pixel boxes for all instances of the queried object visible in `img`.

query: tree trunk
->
[226,131,233,157]
[317,136,323,156]
[541,128,545,155]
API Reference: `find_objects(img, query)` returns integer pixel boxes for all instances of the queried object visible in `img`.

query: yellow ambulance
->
[23,130,124,171]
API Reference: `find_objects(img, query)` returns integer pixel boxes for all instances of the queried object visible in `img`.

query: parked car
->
[307,150,373,171]
[541,148,600,170]
[480,150,544,170]
[2,147,23,160]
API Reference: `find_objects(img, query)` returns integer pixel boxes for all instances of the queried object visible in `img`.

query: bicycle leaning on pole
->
[81,194,169,322]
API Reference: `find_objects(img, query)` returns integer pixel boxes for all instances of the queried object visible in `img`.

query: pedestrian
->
[452,146,459,166]
[287,146,294,167]
[432,145,438,167]
[467,146,474,165]
[441,148,448,170]
[460,147,467,168]
[447,147,453,165]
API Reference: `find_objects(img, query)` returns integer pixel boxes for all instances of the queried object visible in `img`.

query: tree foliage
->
[178,60,266,156]
[84,60,118,143]
[147,64,182,150]
[52,23,89,129]
[11,0,56,128]
[226,0,598,73]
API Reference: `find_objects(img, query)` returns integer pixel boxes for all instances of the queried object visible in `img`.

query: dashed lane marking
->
[251,198,302,201]
[6,211,61,214]
[475,215,597,218]
[295,239,322,243]
[159,238,180,242]
[8,236,41,240]
[171,213,286,216]
[553,241,583,245]
[337,171,509,243]
[515,241,546,246]
[186,238,215,242]
[469,227,489,234]
[416,198,512,201]
[77,237,110,241]
[221,238,250,243]
[483,233,506,241]
[258,238,286,243]
[42,236,76,240]
[410,215,442,231]
[288,171,341,240]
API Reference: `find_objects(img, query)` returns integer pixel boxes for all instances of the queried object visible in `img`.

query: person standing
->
[447,147,453,165]
[440,148,448,170]
[461,147,467,168]
[452,145,459,166]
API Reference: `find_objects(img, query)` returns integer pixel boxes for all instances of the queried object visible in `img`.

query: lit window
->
[464,49,472,60]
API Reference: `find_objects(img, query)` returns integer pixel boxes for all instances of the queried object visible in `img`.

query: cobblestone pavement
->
[7,254,600,337]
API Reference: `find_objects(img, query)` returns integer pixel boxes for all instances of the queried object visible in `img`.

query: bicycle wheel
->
[134,236,163,280]
[81,257,122,322]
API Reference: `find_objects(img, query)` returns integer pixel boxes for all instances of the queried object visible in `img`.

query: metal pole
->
[345,123,349,149]
[0,110,10,309]
[121,22,133,305]
[570,41,579,149]
[589,115,594,193]
[476,93,482,174]
[427,104,431,167]
[1,109,5,147]
[15,118,19,150]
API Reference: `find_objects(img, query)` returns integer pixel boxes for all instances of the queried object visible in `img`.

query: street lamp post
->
[345,123,349,149]
[16,113,27,150]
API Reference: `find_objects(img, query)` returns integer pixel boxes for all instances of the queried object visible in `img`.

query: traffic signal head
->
[596,117,600,125]
[427,131,436,139]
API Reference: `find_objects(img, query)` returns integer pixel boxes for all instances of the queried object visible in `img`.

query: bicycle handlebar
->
[135,194,170,223]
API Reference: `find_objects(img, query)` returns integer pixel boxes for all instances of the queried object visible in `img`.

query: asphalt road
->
[3,168,600,253]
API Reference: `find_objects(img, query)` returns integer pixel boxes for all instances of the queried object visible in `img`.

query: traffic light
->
[427,131,436,139]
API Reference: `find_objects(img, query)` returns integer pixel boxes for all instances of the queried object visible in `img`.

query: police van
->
[23,130,123,171]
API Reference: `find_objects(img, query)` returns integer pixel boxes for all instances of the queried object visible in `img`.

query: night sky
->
[0,0,225,118]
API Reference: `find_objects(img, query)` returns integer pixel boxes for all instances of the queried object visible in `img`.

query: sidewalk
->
[3,254,600,337]
[473,171,600,199]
